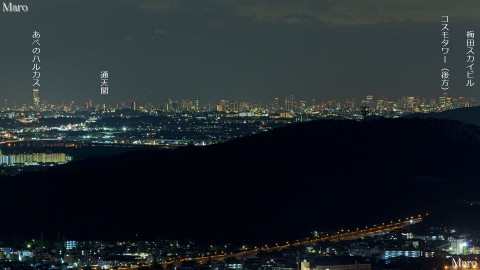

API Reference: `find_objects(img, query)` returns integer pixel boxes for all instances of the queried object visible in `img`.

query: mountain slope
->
[2,118,480,243]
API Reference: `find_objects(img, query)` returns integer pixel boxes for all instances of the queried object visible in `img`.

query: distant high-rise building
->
[194,99,200,112]
[85,99,93,110]
[216,100,226,112]
[181,99,193,111]
[407,96,416,111]
[33,89,40,109]
[439,92,450,110]
[232,101,239,113]
[273,97,280,111]
[165,99,173,112]
[376,99,385,111]
[64,241,78,250]
[131,99,137,111]
[284,95,296,112]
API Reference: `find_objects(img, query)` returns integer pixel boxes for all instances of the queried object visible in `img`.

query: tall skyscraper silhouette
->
[33,89,40,109]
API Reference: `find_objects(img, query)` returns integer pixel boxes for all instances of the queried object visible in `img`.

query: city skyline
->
[0,90,476,109]
[1,0,480,104]
[2,2,480,270]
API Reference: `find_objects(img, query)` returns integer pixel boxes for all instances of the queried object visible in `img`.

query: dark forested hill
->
[405,106,480,126]
[2,118,480,244]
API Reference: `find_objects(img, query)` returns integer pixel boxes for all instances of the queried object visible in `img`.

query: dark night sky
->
[0,0,479,104]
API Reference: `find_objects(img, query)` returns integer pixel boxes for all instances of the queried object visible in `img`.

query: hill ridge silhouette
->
[1,118,480,243]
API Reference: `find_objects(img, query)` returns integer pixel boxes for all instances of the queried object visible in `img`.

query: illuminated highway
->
[163,215,423,267]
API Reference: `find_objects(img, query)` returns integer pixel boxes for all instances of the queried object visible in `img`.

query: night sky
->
[0,0,479,104]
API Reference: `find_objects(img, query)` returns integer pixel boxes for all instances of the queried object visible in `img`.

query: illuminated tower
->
[33,89,40,109]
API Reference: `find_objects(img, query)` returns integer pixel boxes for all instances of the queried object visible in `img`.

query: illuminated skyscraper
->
[194,99,200,112]
[232,101,239,113]
[284,95,296,112]
[33,89,40,109]
[216,100,226,112]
